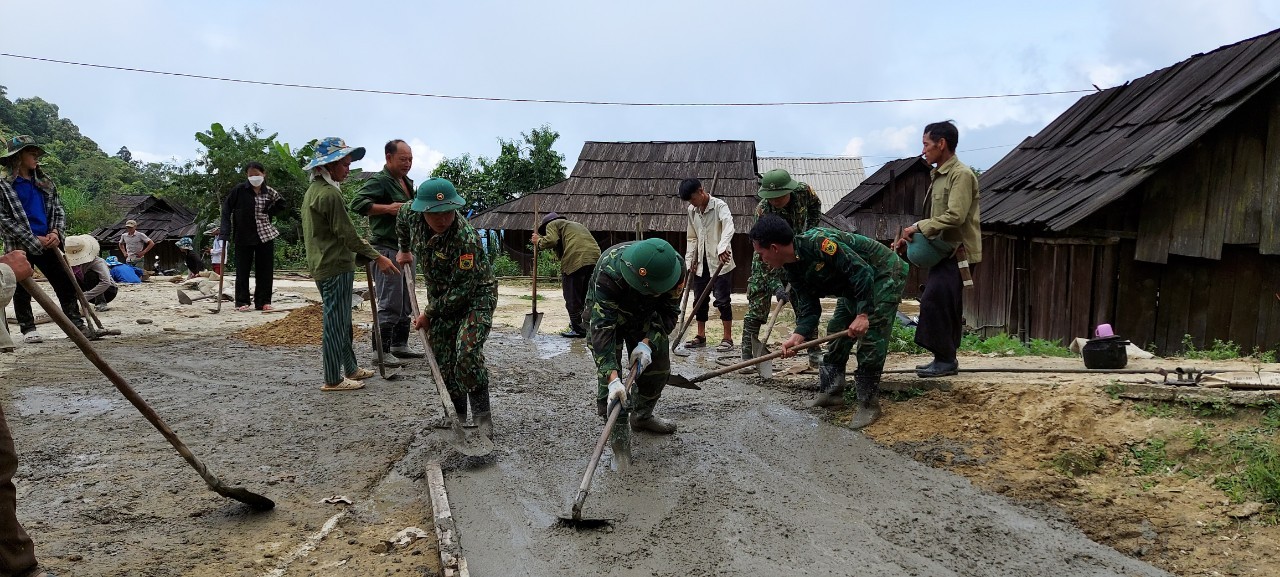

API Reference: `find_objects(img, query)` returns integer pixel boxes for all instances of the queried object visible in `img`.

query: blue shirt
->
[13,176,49,236]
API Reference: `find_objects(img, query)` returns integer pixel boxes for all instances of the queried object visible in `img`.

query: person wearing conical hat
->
[397,178,498,439]
[300,137,399,392]
[0,135,89,343]
[583,238,686,434]
[65,234,118,312]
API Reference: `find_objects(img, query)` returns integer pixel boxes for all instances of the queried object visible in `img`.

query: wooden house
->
[757,156,866,212]
[974,28,1280,355]
[91,195,198,272]
[470,140,761,291]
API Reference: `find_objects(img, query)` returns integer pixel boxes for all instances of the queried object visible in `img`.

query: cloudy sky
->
[3,0,1278,183]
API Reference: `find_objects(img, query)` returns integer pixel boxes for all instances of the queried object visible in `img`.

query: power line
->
[0,53,1094,107]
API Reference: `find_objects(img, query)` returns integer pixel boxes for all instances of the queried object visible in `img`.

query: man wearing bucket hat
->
[301,137,399,392]
[65,234,118,311]
[351,139,421,358]
[117,219,154,270]
[892,121,982,378]
[743,168,823,370]
[583,238,686,433]
[0,134,89,343]
[396,178,498,438]
[531,212,600,338]
[750,215,908,429]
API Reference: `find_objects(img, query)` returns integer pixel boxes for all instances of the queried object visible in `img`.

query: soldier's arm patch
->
[459,253,475,270]
[820,238,838,255]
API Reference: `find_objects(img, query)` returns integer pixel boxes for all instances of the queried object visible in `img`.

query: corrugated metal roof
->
[756,157,866,213]
[980,27,1280,231]
[471,141,759,233]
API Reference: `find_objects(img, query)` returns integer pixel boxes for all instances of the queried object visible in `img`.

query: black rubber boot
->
[738,320,762,374]
[596,399,608,419]
[629,408,677,434]
[916,359,959,378]
[390,322,424,358]
[849,375,882,430]
[374,324,393,353]
[807,365,847,407]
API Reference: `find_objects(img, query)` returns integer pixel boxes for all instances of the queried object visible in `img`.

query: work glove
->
[628,341,653,375]
[774,287,790,304]
[607,377,627,403]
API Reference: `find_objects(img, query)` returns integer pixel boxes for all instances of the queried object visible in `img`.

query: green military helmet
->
[411,177,465,213]
[620,238,682,295]
[758,168,801,199]
[905,232,955,269]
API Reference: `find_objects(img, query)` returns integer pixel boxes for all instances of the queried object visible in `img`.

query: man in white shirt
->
[679,178,736,351]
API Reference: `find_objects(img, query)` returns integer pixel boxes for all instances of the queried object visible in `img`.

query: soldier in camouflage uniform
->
[744,168,824,369]
[749,215,908,429]
[397,178,499,439]
[584,238,685,434]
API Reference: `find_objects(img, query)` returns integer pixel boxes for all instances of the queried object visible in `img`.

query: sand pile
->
[235,303,367,346]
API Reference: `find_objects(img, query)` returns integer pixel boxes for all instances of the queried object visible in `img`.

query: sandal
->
[260,304,274,311]
[715,339,735,352]
[346,367,376,380]
[321,378,366,392]
[22,331,43,344]
[684,335,706,349]
[236,305,252,312]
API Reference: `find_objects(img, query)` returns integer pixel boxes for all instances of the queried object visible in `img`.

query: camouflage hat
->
[620,238,682,295]
[411,177,465,213]
[1,135,46,162]
[303,137,366,171]
[176,236,195,251]
[758,168,801,199]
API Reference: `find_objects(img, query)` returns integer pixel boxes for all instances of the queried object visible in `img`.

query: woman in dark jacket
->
[220,161,286,311]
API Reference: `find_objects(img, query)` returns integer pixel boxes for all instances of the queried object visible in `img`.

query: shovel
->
[404,267,494,457]
[670,260,726,355]
[209,249,229,314]
[365,263,399,379]
[667,332,846,388]
[20,277,275,511]
[521,198,544,340]
[558,362,640,529]
[177,290,220,305]
[751,286,789,379]
[675,269,692,328]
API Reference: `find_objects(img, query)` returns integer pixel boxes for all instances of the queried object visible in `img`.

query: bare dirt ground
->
[0,275,1270,575]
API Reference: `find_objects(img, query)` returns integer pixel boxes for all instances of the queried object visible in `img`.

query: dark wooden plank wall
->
[1263,85,1280,255]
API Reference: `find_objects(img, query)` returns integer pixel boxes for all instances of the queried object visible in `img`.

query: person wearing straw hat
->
[741,168,823,371]
[0,135,89,343]
[301,137,399,392]
[531,212,600,338]
[65,234,118,312]
[583,238,686,434]
[397,178,498,438]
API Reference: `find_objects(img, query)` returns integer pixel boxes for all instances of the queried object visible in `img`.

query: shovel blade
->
[752,339,773,379]
[663,375,702,390]
[520,312,543,340]
[449,423,495,457]
[177,290,192,305]
[210,483,276,512]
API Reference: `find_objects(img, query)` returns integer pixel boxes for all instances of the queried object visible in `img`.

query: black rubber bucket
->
[1082,336,1129,369]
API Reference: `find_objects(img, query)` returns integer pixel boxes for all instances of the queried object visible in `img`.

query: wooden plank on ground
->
[426,462,470,577]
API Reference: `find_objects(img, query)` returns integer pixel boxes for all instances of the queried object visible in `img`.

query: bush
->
[889,319,925,354]
[1182,335,1242,360]
[491,252,521,277]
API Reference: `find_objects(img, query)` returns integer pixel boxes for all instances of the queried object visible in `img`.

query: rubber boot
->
[471,387,493,440]
[807,347,823,371]
[738,320,762,375]
[390,322,424,358]
[597,399,608,419]
[374,324,393,353]
[629,408,677,434]
[475,412,493,440]
[806,365,847,408]
[849,375,881,430]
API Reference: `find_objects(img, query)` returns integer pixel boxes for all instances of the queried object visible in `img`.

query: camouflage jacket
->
[396,208,496,318]
[0,169,65,255]
[784,228,907,337]
[753,182,822,234]
[585,241,684,378]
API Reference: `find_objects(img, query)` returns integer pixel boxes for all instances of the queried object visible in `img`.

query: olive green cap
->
[758,168,801,199]
[620,238,682,295]
[411,177,465,213]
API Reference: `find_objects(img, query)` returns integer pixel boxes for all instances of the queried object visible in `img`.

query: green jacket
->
[584,242,684,379]
[396,207,496,318]
[784,228,908,337]
[536,218,601,274]
[920,156,982,263]
[350,168,414,248]
[753,182,822,233]
[301,178,382,281]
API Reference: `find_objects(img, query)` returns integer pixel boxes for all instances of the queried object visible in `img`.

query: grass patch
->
[1213,432,1280,505]
[889,319,925,354]
[517,294,546,301]
[893,326,1073,358]
[1180,334,1277,362]
[1125,438,1174,475]
[885,387,928,402]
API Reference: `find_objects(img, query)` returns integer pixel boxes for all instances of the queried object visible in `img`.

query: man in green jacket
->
[350,139,422,358]
[751,215,908,429]
[584,238,685,434]
[531,212,600,338]
[301,137,398,392]
[398,178,499,440]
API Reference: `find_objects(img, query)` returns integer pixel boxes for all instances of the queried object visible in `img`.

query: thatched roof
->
[91,195,197,244]
[470,140,759,233]
[980,27,1280,231]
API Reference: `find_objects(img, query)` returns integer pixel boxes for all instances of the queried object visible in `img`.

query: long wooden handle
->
[51,247,104,331]
[402,265,462,424]
[215,245,227,312]
[757,284,789,348]
[692,332,845,385]
[572,362,639,517]
[531,197,539,315]
[670,260,726,350]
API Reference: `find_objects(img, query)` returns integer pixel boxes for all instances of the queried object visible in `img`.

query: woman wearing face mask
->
[220,161,287,311]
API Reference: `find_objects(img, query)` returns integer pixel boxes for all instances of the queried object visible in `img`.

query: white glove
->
[607,377,627,403]
[629,342,653,374]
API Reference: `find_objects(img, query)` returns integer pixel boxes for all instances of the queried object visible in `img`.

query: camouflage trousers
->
[428,292,496,417]
[595,329,670,418]
[822,264,908,377]
[742,256,820,365]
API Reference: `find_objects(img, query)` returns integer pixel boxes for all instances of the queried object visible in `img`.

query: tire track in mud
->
[444,333,1174,577]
